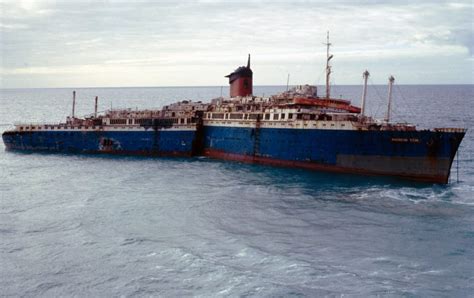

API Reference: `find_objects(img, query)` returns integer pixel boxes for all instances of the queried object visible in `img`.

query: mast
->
[385,75,395,122]
[72,90,76,118]
[94,96,98,118]
[361,70,369,116]
[286,73,290,91]
[324,31,333,99]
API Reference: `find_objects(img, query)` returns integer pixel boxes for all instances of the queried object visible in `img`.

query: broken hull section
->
[2,129,197,157]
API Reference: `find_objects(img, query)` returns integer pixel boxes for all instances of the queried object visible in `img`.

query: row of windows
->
[135,118,149,125]
[206,113,334,121]
[108,118,195,125]
[19,126,98,130]
[18,123,196,131]
[206,121,347,128]
[110,119,127,125]
[267,113,293,120]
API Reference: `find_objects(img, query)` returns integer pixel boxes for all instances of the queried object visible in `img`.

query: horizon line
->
[1,83,473,90]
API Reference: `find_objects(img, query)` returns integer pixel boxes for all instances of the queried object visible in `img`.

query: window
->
[288,113,293,119]
[249,114,260,120]
[212,113,224,119]
[230,114,243,120]
[264,114,270,120]
[273,114,279,120]
[281,113,285,119]
[110,119,127,125]
[318,114,332,121]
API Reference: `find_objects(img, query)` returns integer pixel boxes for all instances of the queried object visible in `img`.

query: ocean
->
[1,85,473,296]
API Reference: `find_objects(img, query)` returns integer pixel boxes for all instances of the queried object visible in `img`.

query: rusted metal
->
[226,55,253,97]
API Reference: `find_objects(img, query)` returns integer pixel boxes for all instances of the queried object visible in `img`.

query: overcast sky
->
[0,0,472,88]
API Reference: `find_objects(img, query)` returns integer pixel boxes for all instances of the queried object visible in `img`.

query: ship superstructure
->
[2,35,466,183]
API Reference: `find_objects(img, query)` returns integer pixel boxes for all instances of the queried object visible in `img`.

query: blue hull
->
[2,125,465,183]
[203,126,465,183]
[2,130,196,156]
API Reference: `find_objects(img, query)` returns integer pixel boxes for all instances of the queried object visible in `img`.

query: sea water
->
[1,85,473,296]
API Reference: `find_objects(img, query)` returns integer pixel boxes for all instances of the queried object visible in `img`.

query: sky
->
[0,0,472,88]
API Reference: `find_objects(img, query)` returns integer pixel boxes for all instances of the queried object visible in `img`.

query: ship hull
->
[2,129,196,157]
[203,126,465,184]
[2,125,465,183]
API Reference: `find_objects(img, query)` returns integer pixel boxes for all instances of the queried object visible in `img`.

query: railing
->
[13,122,62,126]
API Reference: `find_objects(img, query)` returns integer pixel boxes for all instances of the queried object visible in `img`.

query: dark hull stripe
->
[204,149,450,184]
[3,146,193,158]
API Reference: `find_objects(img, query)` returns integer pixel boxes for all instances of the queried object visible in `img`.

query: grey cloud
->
[453,29,474,56]
[1,0,472,87]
